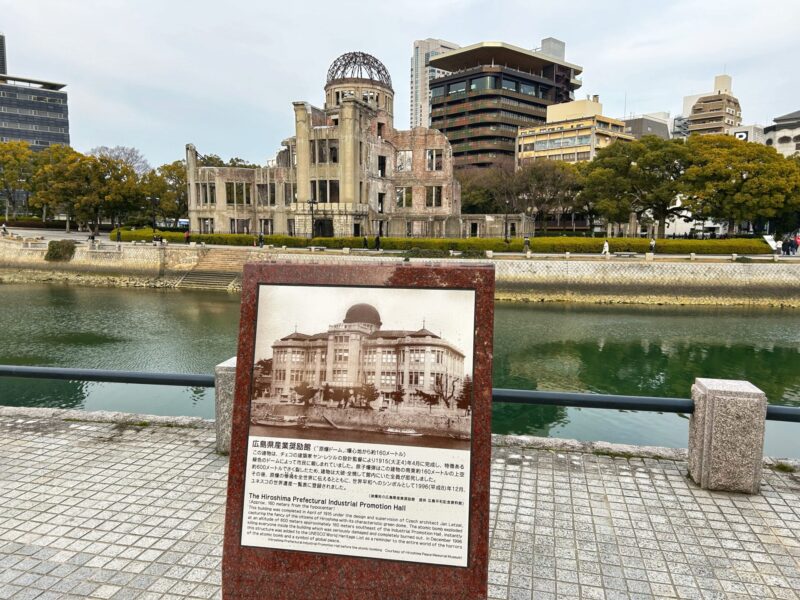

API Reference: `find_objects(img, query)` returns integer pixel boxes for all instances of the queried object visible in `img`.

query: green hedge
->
[44,240,76,262]
[113,229,770,255]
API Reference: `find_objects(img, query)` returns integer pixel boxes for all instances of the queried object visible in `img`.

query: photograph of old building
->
[248,285,475,445]
[186,51,461,238]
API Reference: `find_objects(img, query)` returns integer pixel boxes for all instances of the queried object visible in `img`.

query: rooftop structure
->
[428,39,582,169]
[624,112,671,140]
[765,110,800,157]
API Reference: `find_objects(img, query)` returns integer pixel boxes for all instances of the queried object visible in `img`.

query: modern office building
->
[624,112,671,140]
[729,124,765,145]
[0,34,7,75]
[187,51,461,238]
[765,110,800,157]
[0,34,70,149]
[685,75,742,136]
[410,38,459,128]
[516,97,633,165]
[427,39,582,169]
[268,303,466,408]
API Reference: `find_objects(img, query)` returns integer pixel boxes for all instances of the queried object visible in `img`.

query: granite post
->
[214,356,237,454]
[688,378,767,494]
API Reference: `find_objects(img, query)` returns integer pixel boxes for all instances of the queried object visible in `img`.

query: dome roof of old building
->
[326,52,392,89]
[343,303,382,327]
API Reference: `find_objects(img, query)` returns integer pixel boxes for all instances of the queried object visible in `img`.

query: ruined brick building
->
[186,52,461,238]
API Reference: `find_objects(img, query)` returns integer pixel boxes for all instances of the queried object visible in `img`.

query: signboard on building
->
[223,262,494,599]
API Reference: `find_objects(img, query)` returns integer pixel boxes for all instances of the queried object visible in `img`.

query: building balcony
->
[450,139,516,154]
[431,86,553,109]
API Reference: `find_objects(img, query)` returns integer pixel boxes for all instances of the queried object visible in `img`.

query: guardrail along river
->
[1,283,798,456]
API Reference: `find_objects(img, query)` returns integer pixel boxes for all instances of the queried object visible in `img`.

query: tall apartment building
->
[516,97,633,165]
[410,38,459,128]
[0,34,70,149]
[685,75,742,136]
[0,34,7,75]
[427,39,582,169]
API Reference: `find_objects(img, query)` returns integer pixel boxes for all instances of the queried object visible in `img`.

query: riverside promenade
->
[0,408,798,600]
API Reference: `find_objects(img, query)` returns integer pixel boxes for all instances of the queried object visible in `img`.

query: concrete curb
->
[0,406,215,429]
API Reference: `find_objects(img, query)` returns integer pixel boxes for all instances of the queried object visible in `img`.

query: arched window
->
[778,136,792,143]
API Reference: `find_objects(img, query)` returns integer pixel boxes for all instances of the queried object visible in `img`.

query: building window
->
[291,350,304,363]
[284,182,295,206]
[426,149,443,171]
[329,140,338,163]
[396,187,412,208]
[226,182,235,205]
[365,371,375,384]
[329,180,339,203]
[425,186,442,207]
[434,350,443,364]
[208,183,216,204]
[430,86,445,98]
[334,335,349,343]
[333,370,347,384]
[409,349,425,364]
[378,156,387,177]
[287,219,295,236]
[365,349,376,364]
[396,150,412,171]
[408,372,424,386]
[334,349,348,362]
[381,351,395,364]
[448,82,466,95]
[501,78,517,92]
[259,219,273,234]
[290,370,303,383]
[317,140,328,163]
[380,373,397,387]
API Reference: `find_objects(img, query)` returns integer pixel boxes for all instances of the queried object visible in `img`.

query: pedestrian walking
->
[184,229,190,244]
[258,232,264,248]
[1,222,7,236]
[116,229,122,243]
[791,237,798,256]
[374,235,381,251]
[601,239,610,255]
[363,235,368,249]
[649,238,656,253]
[782,238,790,256]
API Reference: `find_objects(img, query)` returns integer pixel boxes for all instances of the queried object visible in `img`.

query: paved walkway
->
[0,411,797,600]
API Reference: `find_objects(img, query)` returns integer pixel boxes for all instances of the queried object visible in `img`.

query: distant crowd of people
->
[781,235,800,256]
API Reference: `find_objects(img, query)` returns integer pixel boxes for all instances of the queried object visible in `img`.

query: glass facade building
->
[0,75,70,149]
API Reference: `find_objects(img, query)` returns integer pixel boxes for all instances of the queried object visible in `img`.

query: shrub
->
[44,240,76,262]
[113,229,771,255]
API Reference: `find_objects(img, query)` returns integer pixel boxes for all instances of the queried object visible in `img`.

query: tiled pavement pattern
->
[0,414,798,599]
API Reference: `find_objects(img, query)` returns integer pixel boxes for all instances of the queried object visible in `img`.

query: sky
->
[2,0,798,167]
[254,285,475,374]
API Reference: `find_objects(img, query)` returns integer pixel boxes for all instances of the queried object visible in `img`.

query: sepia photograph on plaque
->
[224,262,494,600]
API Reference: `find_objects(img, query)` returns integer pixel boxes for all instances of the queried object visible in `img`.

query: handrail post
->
[215,357,237,454]
[688,378,767,494]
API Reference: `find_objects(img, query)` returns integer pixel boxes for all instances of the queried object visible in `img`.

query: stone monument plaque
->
[223,261,494,599]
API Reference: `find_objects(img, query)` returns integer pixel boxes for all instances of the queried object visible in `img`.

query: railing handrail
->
[1,365,798,423]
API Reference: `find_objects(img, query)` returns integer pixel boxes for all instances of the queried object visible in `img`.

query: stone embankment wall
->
[3,238,800,305]
[0,238,201,276]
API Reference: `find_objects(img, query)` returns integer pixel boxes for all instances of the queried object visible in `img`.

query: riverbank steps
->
[0,407,797,599]
[5,238,800,305]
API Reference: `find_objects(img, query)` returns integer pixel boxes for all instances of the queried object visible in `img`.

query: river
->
[1,283,798,457]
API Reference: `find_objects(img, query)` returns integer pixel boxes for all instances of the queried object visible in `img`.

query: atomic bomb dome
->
[343,303,382,328]
[326,52,393,90]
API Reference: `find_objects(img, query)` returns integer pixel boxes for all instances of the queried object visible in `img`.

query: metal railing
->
[1,365,799,423]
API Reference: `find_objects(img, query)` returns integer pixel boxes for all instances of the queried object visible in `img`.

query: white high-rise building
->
[410,38,459,128]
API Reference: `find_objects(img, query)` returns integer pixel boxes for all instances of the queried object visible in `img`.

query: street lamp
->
[504,199,510,243]
[146,196,159,231]
[307,198,318,239]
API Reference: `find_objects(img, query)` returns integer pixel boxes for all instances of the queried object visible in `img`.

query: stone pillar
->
[688,378,767,494]
[215,356,237,454]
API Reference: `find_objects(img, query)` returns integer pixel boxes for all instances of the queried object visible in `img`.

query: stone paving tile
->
[1,414,799,599]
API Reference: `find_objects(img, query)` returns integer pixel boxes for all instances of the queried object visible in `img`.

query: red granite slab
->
[223,261,494,600]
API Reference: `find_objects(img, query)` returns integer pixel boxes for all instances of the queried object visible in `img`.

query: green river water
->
[0,283,798,457]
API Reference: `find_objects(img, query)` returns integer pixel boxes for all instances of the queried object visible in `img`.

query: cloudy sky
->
[3,0,798,167]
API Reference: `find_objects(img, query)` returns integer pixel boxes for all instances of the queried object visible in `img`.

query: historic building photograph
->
[248,284,475,445]
[186,52,462,239]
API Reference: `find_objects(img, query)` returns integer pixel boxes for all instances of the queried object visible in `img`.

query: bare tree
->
[89,146,151,177]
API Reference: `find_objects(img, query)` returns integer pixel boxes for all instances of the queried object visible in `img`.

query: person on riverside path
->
[116,229,122,243]
[649,238,656,253]
[1,222,7,236]
[184,229,190,245]
[363,235,368,249]
[258,232,264,248]
[601,239,610,255]
[375,234,381,251]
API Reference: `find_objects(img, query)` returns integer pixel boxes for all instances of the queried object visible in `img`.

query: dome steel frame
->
[326,52,392,89]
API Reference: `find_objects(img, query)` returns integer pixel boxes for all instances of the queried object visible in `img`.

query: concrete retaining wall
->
[0,238,202,276]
